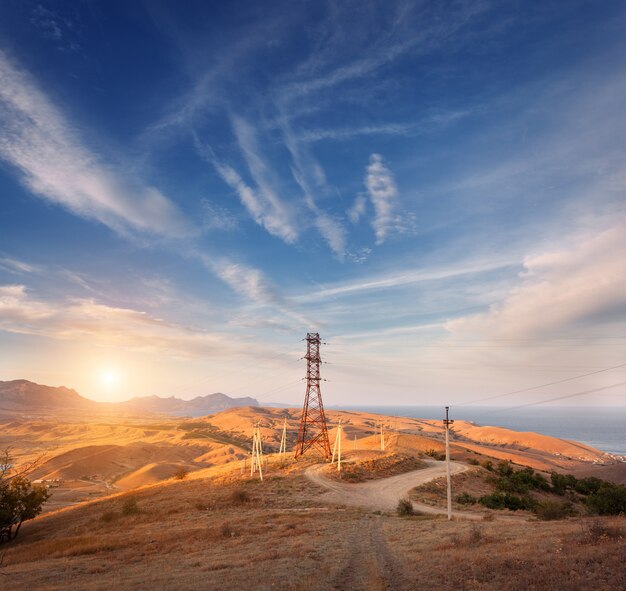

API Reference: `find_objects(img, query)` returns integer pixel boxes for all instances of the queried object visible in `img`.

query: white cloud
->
[0,284,53,325]
[294,257,515,302]
[0,257,38,274]
[279,117,347,258]
[0,283,243,358]
[298,123,412,143]
[0,51,189,238]
[347,194,367,224]
[207,258,312,329]
[446,219,626,339]
[365,153,405,244]
[200,198,238,231]
[229,115,298,243]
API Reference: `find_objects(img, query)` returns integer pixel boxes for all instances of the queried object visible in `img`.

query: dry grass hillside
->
[1,406,621,515]
[2,454,625,591]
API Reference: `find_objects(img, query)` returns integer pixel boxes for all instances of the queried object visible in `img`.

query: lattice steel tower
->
[294,333,331,460]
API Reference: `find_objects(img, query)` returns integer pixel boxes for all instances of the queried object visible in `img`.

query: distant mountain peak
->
[0,380,260,418]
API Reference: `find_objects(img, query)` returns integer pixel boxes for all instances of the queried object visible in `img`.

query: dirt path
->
[331,515,411,591]
[306,459,481,518]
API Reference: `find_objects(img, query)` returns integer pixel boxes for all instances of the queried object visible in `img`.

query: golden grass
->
[1,458,624,591]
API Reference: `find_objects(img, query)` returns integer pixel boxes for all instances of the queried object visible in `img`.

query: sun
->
[99,368,120,391]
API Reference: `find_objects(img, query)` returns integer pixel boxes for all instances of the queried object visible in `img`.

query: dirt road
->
[330,515,412,591]
[306,459,479,517]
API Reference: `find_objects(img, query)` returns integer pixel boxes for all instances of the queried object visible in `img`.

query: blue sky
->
[0,0,625,406]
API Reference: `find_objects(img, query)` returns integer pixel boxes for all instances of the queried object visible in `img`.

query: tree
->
[0,448,50,543]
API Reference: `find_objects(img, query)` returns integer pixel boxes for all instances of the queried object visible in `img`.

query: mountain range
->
[0,379,259,418]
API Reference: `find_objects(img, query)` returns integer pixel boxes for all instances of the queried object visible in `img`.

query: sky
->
[0,0,625,407]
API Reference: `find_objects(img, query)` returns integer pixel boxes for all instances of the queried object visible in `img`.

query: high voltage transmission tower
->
[294,333,331,460]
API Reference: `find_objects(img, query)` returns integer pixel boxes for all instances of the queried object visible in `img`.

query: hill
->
[119,392,259,416]
[0,379,99,415]
[0,379,259,419]
[2,450,624,591]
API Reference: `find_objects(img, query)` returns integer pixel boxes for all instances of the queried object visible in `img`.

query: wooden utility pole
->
[380,421,385,451]
[250,423,264,481]
[331,419,342,471]
[279,416,287,458]
[444,406,454,520]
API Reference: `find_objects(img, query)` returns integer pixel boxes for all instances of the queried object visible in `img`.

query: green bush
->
[481,460,494,471]
[550,472,573,495]
[479,493,535,511]
[585,482,626,515]
[534,500,575,520]
[467,458,480,466]
[493,467,549,494]
[575,477,603,496]
[496,460,514,477]
[455,492,477,505]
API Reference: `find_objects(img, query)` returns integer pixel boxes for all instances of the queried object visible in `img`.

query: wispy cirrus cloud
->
[228,115,299,243]
[364,153,410,244]
[0,51,190,238]
[200,199,239,232]
[279,117,347,258]
[0,256,39,274]
[297,110,471,143]
[206,258,313,328]
[294,257,516,303]
[0,283,244,358]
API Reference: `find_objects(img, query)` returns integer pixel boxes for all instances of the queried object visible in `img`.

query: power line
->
[456,362,626,406]
[487,381,626,413]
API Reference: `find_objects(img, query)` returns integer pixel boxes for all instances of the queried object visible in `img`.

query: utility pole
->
[380,421,385,451]
[279,416,287,458]
[250,422,264,481]
[444,406,454,520]
[331,419,342,472]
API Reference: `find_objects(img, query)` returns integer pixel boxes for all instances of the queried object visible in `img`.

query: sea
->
[336,405,626,457]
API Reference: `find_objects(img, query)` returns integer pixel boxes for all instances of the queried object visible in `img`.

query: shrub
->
[455,492,477,505]
[100,511,119,523]
[468,523,484,544]
[397,497,414,516]
[467,458,480,466]
[575,477,604,496]
[585,482,626,515]
[496,460,514,477]
[220,522,237,538]
[550,472,577,495]
[174,466,189,480]
[479,493,535,511]
[534,500,575,521]
[424,449,445,461]
[578,519,624,543]
[122,497,139,516]
[481,460,494,471]
[230,489,250,505]
[493,467,549,494]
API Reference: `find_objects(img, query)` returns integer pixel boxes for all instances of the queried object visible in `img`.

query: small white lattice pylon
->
[331,419,342,472]
[250,422,264,481]
[278,416,287,458]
